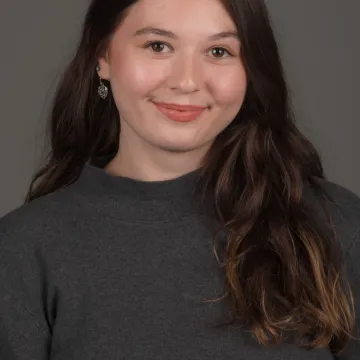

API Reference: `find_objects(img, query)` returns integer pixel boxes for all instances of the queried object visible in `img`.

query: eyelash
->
[143,41,234,58]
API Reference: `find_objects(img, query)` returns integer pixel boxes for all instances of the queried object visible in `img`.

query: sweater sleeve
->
[0,215,52,359]
[334,227,360,359]
[0,279,51,358]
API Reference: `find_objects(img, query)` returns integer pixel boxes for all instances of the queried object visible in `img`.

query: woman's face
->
[98,0,247,156]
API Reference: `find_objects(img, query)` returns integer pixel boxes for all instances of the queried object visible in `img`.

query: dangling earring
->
[96,64,108,99]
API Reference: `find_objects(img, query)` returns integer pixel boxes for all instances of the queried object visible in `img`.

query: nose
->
[168,54,201,94]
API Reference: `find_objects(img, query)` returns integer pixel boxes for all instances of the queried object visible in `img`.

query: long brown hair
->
[25,0,357,355]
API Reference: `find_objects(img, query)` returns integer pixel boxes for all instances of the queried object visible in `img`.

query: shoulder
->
[303,177,360,252]
[0,182,87,249]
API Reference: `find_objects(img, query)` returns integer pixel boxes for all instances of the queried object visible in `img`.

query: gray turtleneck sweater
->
[0,164,359,359]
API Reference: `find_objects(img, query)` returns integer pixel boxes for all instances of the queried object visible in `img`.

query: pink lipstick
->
[152,101,207,122]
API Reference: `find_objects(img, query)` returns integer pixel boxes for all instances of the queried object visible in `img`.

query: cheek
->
[109,55,165,97]
[208,66,247,106]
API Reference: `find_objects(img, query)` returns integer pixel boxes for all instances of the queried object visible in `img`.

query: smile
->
[151,101,208,123]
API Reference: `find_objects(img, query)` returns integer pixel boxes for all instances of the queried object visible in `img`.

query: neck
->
[108,123,211,181]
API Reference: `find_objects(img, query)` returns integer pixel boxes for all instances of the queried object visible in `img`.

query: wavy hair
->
[25,0,357,355]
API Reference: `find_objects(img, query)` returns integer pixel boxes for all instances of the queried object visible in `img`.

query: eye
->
[208,47,233,59]
[144,41,172,53]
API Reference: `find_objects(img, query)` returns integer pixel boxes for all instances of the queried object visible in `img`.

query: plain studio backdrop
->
[0,0,359,217]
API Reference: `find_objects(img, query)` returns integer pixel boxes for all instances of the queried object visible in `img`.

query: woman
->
[0,0,359,359]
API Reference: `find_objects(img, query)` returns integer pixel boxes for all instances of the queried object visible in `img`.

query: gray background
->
[0,0,359,217]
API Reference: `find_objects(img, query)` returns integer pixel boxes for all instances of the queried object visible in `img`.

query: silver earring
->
[96,64,108,99]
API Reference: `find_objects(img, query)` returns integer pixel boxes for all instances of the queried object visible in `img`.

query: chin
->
[158,144,197,153]
[153,138,210,154]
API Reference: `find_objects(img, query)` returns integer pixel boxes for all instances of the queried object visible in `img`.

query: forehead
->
[119,0,236,36]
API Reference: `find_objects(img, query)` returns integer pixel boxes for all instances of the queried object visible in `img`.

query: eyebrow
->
[133,27,240,41]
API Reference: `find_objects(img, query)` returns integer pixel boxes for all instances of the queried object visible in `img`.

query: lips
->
[152,101,208,122]
[152,102,207,111]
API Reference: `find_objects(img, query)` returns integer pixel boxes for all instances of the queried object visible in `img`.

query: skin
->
[98,0,247,181]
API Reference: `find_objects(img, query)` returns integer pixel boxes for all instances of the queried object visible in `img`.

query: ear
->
[97,51,111,80]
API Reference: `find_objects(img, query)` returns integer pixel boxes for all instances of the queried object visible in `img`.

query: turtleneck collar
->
[74,163,206,222]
